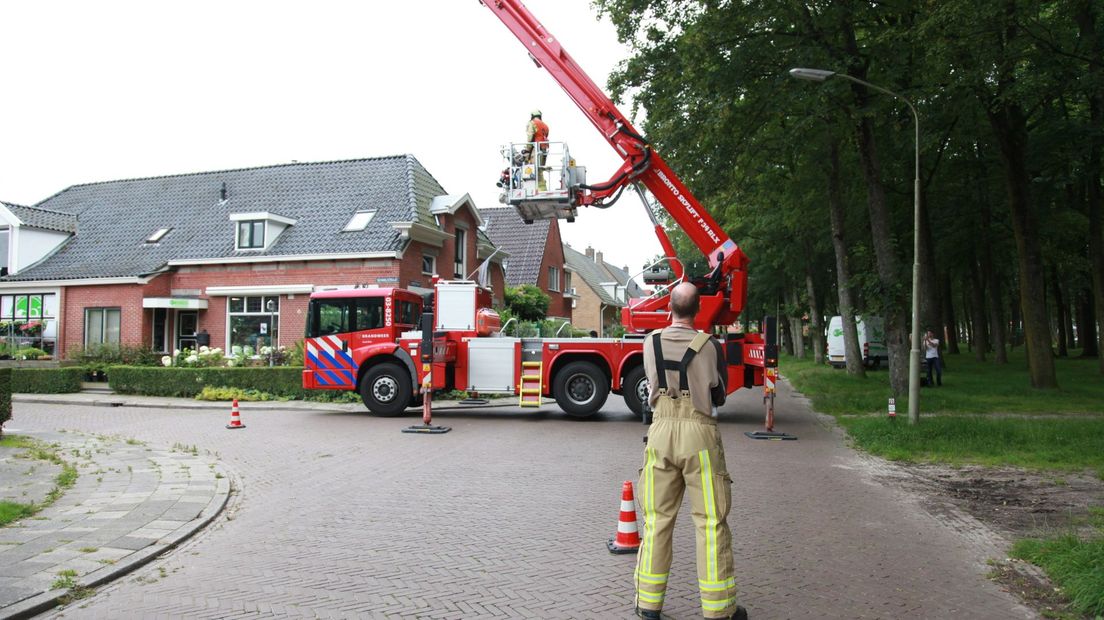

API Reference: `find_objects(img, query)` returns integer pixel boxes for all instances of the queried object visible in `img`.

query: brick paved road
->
[13,382,1034,619]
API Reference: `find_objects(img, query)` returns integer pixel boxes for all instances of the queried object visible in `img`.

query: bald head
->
[670,282,700,321]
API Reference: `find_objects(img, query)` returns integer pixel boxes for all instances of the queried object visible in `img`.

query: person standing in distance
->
[924,329,942,387]
[635,282,746,620]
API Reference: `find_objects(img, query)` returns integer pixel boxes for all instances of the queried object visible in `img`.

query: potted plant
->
[19,321,44,337]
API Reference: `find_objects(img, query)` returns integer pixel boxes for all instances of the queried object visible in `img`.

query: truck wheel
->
[553,361,609,418]
[359,362,412,417]
[622,365,648,420]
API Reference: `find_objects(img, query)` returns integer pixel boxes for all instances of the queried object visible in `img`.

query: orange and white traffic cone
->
[607,480,641,554]
[225,398,246,430]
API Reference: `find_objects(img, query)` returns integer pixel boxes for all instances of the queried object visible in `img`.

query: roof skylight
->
[146,228,171,243]
[343,211,376,232]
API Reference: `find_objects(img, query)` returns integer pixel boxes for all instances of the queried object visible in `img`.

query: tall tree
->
[1075,0,1104,372]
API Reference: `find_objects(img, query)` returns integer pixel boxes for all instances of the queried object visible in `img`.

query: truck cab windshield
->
[306,297,386,338]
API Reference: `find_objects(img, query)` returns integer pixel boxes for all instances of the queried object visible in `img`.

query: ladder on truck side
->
[518,338,544,407]
[519,361,542,407]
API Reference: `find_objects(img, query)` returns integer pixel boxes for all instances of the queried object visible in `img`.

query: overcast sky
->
[1,0,663,278]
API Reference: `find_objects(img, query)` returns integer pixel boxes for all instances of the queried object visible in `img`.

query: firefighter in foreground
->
[636,282,747,620]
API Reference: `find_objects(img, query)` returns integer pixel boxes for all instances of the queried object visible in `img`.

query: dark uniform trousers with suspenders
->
[635,330,739,618]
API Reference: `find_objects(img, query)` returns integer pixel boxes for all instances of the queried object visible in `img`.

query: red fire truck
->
[301,0,775,419]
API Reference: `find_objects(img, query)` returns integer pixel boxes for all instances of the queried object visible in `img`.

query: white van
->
[826,315,888,369]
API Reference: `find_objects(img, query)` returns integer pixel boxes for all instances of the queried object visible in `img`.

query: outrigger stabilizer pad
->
[402,424,452,434]
[459,398,489,405]
[744,430,798,441]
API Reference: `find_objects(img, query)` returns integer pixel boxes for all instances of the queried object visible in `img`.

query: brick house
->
[479,206,573,320]
[0,156,505,359]
[563,244,645,337]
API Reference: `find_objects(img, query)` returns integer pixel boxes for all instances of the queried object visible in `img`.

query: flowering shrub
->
[167,346,226,368]
[19,321,44,337]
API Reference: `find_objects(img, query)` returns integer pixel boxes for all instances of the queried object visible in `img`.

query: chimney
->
[595,251,603,265]
[585,246,594,260]
[623,265,629,273]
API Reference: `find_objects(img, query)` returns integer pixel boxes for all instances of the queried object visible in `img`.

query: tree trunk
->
[968,259,989,361]
[986,101,1056,387]
[974,142,1008,364]
[982,2,1056,387]
[1081,291,1100,357]
[942,272,959,354]
[781,305,796,357]
[805,263,826,365]
[1076,0,1104,373]
[1066,292,1077,353]
[844,90,906,391]
[827,135,866,377]
[786,287,806,359]
[1050,264,1068,357]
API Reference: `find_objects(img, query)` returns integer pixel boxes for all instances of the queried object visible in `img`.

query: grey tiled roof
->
[1,202,78,233]
[599,262,645,298]
[3,156,449,281]
[564,245,621,306]
[478,206,551,286]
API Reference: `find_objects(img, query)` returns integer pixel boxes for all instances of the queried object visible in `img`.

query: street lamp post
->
[789,67,922,425]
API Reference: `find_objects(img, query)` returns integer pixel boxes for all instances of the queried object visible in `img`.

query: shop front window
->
[228,295,279,356]
[1,293,59,358]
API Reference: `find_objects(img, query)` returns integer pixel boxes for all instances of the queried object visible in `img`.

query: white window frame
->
[548,266,560,292]
[236,220,265,250]
[0,228,9,273]
[226,295,281,354]
[422,254,436,276]
[84,307,121,347]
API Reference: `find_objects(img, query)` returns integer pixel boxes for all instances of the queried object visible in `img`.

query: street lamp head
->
[788,67,836,82]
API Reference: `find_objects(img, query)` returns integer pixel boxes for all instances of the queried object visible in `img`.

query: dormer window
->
[237,220,265,249]
[146,228,171,244]
[343,210,376,232]
[229,212,296,251]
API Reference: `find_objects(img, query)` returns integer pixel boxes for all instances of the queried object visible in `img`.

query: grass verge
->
[782,350,1104,416]
[0,501,37,527]
[0,434,78,527]
[1009,510,1104,617]
[781,350,1104,476]
[837,416,1104,476]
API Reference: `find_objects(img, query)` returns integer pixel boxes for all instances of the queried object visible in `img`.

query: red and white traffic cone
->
[607,480,641,554]
[225,398,246,430]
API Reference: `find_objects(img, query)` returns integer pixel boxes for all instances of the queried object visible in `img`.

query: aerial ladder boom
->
[479,0,750,332]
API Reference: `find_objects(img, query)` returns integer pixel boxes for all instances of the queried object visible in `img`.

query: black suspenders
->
[651,331,703,394]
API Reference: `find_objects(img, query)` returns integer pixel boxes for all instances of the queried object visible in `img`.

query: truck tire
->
[622,365,648,420]
[553,360,609,418]
[359,362,412,417]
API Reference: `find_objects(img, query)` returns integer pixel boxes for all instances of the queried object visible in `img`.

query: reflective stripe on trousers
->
[634,404,738,618]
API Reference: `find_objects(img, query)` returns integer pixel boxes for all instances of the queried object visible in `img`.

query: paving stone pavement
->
[0,430,229,619]
[3,383,1036,619]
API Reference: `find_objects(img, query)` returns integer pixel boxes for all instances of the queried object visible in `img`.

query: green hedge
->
[11,368,84,394]
[108,366,310,398]
[0,368,11,429]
